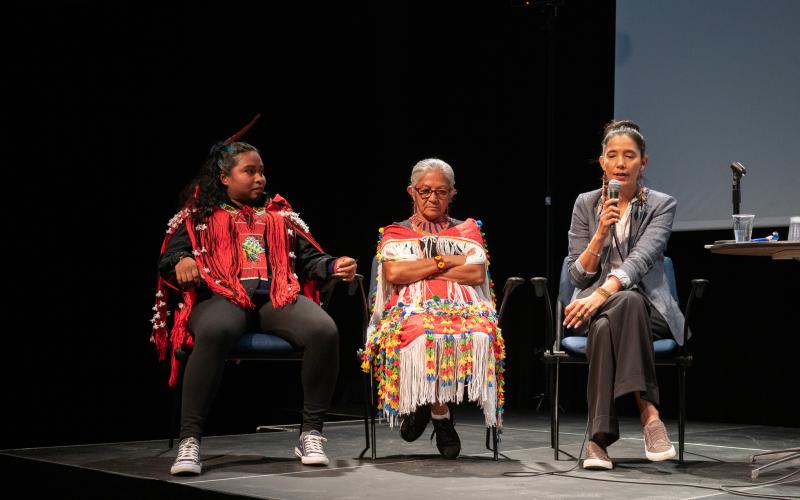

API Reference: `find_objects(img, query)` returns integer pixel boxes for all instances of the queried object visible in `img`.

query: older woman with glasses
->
[361,158,504,459]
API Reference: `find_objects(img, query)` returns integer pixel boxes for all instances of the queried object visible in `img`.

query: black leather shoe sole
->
[432,418,461,459]
[400,405,432,442]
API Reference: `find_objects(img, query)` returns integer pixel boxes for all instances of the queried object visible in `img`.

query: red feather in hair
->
[223,113,262,146]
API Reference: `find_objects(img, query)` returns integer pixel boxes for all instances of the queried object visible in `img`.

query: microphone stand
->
[732,169,744,215]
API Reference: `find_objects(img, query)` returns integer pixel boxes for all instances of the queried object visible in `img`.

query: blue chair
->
[169,275,365,449]
[358,256,525,460]
[531,257,708,463]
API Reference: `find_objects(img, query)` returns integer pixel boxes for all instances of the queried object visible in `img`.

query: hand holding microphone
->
[598,179,622,234]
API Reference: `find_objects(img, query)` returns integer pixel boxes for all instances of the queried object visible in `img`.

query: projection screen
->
[614,0,800,230]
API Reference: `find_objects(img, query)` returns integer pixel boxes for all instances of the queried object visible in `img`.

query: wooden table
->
[706,239,799,478]
[704,241,800,260]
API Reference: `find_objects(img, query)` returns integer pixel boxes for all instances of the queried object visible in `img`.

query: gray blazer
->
[567,188,686,345]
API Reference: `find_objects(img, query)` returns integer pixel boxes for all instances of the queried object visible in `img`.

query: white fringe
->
[398,336,437,416]
[394,332,498,427]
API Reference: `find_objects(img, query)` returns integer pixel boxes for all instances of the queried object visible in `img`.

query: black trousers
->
[180,293,339,439]
[582,290,670,447]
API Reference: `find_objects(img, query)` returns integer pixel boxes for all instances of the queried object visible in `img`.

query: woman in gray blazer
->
[563,120,682,470]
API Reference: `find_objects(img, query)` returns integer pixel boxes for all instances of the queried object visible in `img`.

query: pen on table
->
[751,232,780,242]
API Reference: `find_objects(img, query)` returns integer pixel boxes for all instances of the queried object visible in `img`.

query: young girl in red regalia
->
[151,116,356,475]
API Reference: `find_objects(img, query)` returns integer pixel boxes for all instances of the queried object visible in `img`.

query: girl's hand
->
[333,256,357,282]
[175,257,202,289]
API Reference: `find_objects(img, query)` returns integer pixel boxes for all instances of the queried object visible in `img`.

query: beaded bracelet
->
[586,248,601,258]
[433,255,446,272]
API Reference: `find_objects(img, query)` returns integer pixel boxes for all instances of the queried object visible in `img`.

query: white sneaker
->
[294,430,330,466]
[171,437,202,475]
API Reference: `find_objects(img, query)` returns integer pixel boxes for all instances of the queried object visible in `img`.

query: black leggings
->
[180,293,339,439]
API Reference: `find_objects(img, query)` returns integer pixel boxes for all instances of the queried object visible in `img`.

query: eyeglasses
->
[414,187,452,199]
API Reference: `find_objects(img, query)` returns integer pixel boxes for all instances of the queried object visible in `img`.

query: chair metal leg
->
[485,391,501,460]
[484,425,499,460]
[536,357,551,414]
[359,371,371,459]
[492,426,499,461]
[678,365,686,464]
[369,372,377,460]
[547,362,555,449]
[553,361,561,460]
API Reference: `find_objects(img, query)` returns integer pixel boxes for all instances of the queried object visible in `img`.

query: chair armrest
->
[531,277,556,353]
[682,278,710,347]
[497,277,525,327]
[347,275,370,343]
[320,273,365,311]
[691,278,709,298]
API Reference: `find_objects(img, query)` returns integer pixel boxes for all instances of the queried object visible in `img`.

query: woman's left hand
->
[564,293,608,329]
[333,256,357,282]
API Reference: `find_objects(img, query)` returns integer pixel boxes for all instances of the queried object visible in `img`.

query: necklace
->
[220,202,265,215]
[410,213,450,234]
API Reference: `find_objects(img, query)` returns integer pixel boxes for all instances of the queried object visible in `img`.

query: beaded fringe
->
[392,333,498,428]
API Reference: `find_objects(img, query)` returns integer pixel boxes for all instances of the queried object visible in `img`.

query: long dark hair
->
[180,141,260,221]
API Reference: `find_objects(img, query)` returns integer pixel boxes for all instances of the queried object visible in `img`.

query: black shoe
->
[431,415,461,459]
[400,405,431,442]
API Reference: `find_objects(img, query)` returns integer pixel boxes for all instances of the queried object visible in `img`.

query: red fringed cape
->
[150,194,325,387]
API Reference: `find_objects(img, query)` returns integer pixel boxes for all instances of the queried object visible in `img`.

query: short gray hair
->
[409,158,455,188]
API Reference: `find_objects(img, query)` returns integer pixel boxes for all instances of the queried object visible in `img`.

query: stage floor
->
[2,409,798,499]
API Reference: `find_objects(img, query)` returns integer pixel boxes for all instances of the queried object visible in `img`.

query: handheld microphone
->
[731,162,747,177]
[606,179,624,258]
[607,178,622,231]
[607,178,622,201]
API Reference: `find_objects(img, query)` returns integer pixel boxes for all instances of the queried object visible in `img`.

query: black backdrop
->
[4,1,796,450]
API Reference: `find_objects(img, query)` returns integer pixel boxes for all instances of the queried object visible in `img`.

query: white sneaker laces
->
[176,437,200,462]
[303,433,327,456]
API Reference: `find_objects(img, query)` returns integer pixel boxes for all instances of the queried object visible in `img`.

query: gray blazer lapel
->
[628,198,647,254]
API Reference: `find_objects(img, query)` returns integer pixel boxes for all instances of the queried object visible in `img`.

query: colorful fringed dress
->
[361,217,505,427]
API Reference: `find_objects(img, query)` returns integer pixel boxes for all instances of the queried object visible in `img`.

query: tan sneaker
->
[643,419,676,461]
[583,440,613,470]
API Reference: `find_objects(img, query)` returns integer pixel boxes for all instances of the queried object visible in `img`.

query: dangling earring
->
[636,175,647,206]
[601,172,610,202]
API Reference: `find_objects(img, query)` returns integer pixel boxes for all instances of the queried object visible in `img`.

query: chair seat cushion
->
[561,336,678,357]
[230,333,299,355]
